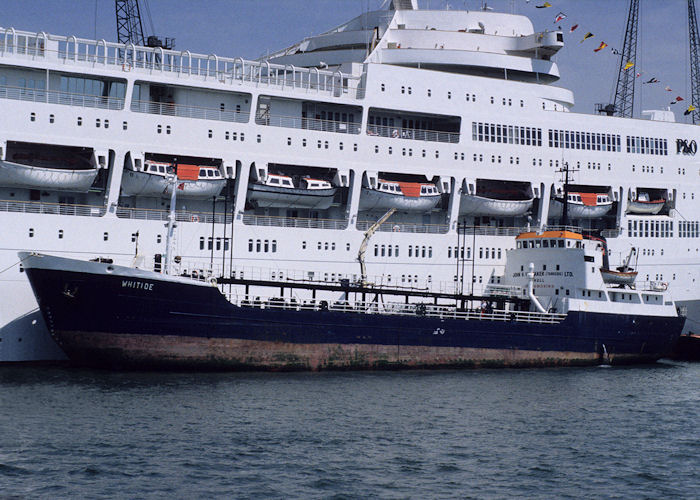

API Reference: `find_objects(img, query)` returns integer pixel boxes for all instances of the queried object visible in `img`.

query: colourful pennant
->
[554,12,567,23]
[623,61,634,70]
[536,2,552,8]
[594,42,608,52]
[580,32,594,43]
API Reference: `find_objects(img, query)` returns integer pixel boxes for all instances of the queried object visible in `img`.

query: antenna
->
[689,0,700,123]
[612,0,640,118]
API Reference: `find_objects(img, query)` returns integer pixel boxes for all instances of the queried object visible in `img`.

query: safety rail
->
[241,214,349,230]
[0,27,364,99]
[457,225,525,236]
[0,199,106,217]
[255,114,361,134]
[130,99,250,123]
[356,220,449,234]
[367,123,460,144]
[116,206,233,224]
[0,84,124,110]
[222,295,566,324]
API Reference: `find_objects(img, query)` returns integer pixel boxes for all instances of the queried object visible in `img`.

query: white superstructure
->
[1,1,699,361]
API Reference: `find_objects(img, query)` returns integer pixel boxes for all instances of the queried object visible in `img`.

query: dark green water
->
[1,362,698,499]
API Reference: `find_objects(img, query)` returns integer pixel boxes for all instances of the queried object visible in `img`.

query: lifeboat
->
[359,179,440,212]
[0,152,97,192]
[459,181,533,216]
[600,268,638,286]
[627,192,665,215]
[549,192,613,219]
[121,161,225,198]
[247,174,337,209]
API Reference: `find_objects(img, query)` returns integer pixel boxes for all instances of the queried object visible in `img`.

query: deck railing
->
[0,27,364,99]
[222,294,566,324]
[130,99,250,123]
[0,199,106,217]
[367,123,460,144]
[116,206,233,224]
[356,220,449,234]
[255,114,361,134]
[0,84,124,110]
[241,214,349,230]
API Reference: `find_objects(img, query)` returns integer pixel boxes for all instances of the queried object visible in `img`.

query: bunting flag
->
[611,48,621,55]
[676,96,685,101]
[554,12,567,23]
[580,32,594,43]
[643,77,659,84]
[536,2,552,8]
[594,42,608,52]
[636,72,644,78]
[177,183,185,190]
[684,105,696,116]
[664,86,673,91]
[570,24,579,32]
[670,101,678,105]
[623,61,634,70]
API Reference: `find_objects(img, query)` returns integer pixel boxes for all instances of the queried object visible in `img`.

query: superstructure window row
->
[548,129,621,152]
[472,122,542,146]
[626,136,668,156]
[679,220,699,238]
[627,219,673,238]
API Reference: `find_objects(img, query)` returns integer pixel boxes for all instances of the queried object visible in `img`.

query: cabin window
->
[49,114,55,123]
[202,237,207,250]
[302,241,307,250]
[272,240,277,252]
[287,137,291,145]
[58,229,64,239]
[257,134,261,143]
[381,83,385,92]
[30,112,36,122]
[374,245,378,257]
[166,125,170,134]
[77,117,82,126]
[103,232,109,241]
[96,119,101,128]
[256,240,261,252]
[29,228,34,238]
[264,240,269,252]
[208,129,213,138]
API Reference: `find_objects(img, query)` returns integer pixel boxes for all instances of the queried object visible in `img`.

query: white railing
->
[116,206,233,224]
[241,214,349,230]
[130,99,249,123]
[0,27,364,99]
[367,123,460,144]
[0,84,124,110]
[255,114,361,134]
[0,199,106,217]
[356,220,449,234]
[222,294,566,324]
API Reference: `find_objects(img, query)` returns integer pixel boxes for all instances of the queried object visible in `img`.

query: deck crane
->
[357,208,396,286]
[115,0,173,49]
[689,0,700,124]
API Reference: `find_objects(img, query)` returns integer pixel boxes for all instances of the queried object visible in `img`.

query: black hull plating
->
[25,267,685,370]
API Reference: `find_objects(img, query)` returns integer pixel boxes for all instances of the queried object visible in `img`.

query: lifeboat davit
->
[0,151,97,192]
[121,161,225,198]
[359,179,441,212]
[627,192,665,215]
[247,174,337,209]
[549,192,612,219]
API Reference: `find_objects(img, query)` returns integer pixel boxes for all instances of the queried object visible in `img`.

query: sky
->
[0,0,695,122]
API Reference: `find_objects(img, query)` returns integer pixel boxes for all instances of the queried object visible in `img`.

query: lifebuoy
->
[191,215,199,222]
[122,63,131,72]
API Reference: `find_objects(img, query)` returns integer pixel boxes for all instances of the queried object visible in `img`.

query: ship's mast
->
[612,0,640,118]
[689,0,700,124]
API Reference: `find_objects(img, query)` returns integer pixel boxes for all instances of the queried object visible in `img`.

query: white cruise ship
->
[1,0,699,362]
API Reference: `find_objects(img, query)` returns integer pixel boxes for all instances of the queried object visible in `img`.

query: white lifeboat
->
[549,192,612,219]
[359,179,440,212]
[247,174,337,209]
[121,161,225,198]
[627,192,665,215]
[0,152,98,192]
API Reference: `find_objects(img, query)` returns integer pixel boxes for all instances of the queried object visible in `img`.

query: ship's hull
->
[247,183,337,209]
[22,254,684,371]
[120,170,224,198]
[459,194,533,216]
[0,160,97,192]
[359,188,440,212]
